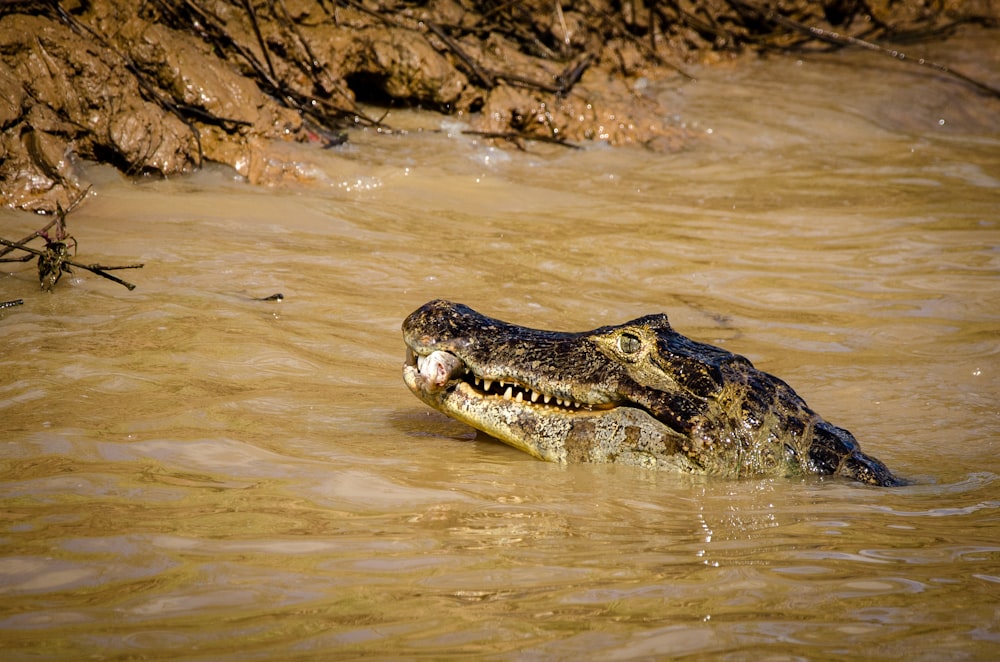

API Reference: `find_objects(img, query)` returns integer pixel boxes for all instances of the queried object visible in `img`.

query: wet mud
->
[1,0,996,211]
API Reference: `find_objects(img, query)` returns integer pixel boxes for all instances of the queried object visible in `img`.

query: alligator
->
[402,299,902,486]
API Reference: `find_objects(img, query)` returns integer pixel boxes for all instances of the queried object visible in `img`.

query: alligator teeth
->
[468,374,597,411]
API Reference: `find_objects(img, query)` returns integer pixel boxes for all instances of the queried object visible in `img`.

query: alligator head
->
[402,299,902,486]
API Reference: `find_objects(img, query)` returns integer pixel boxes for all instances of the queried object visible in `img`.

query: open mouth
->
[405,348,612,412]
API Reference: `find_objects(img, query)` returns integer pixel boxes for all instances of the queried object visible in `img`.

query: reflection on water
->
[2,29,999,659]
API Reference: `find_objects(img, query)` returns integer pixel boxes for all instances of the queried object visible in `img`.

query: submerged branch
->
[461,130,581,150]
[0,196,143,291]
[0,237,144,291]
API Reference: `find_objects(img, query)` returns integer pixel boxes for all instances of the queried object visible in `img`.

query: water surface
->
[1,30,998,660]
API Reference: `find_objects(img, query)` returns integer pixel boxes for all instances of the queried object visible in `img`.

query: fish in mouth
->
[402,299,903,486]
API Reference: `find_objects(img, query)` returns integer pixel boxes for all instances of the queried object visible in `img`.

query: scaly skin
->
[402,299,902,486]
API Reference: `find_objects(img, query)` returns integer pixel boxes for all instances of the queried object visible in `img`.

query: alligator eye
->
[618,332,641,354]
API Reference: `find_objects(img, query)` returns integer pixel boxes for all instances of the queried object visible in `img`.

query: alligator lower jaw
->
[402,370,612,463]
[402,349,618,462]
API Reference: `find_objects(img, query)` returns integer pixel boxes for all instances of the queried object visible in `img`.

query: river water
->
[2,30,999,660]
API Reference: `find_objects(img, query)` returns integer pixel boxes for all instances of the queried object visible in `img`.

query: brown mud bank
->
[1,0,997,212]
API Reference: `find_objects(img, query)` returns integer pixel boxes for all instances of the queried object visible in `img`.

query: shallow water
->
[2,29,999,660]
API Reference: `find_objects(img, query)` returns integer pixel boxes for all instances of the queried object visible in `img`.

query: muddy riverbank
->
[2,0,997,212]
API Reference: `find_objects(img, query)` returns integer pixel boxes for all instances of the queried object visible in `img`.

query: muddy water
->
[2,33,999,660]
